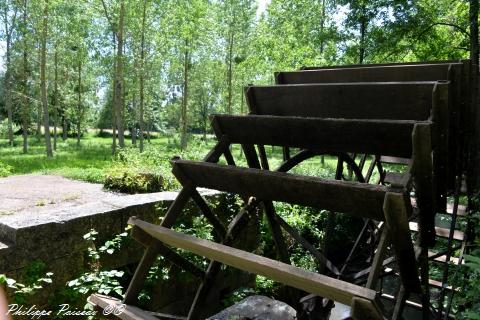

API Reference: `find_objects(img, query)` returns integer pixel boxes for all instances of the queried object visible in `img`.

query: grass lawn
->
[0,131,375,189]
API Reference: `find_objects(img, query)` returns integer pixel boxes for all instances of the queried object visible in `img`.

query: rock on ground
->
[208,295,297,320]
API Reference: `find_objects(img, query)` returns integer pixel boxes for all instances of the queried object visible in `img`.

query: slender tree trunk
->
[470,0,480,191]
[147,121,151,142]
[132,93,137,145]
[139,0,147,152]
[359,18,366,64]
[2,3,17,147]
[111,32,117,154]
[359,4,367,64]
[180,38,189,150]
[77,59,82,146]
[114,1,125,148]
[4,33,14,146]
[320,0,326,54]
[53,47,58,150]
[226,31,234,114]
[40,0,52,157]
[62,113,67,140]
[22,0,29,153]
[37,45,42,142]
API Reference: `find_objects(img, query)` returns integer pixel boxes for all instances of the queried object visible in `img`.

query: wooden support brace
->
[412,123,436,247]
[383,192,421,294]
[129,218,381,307]
[366,226,391,289]
[350,296,384,320]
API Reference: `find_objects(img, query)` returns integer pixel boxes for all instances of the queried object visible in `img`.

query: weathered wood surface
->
[350,296,384,320]
[128,217,380,307]
[299,59,464,70]
[211,114,420,158]
[276,63,462,84]
[383,192,421,293]
[171,159,388,221]
[409,222,465,241]
[412,123,436,247]
[246,82,438,121]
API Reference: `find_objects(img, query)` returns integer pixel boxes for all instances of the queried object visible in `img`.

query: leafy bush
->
[104,165,164,193]
[0,261,53,305]
[0,119,19,139]
[0,161,13,177]
[104,148,173,193]
[67,229,129,299]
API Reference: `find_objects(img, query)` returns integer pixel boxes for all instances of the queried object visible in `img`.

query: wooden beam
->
[211,114,418,158]
[350,296,384,320]
[431,82,450,211]
[276,63,460,85]
[171,159,389,221]
[128,218,379,306]
[247,82,437,121]
[383,192,421,293]
[299,60,463,70]
[412,123,436,247]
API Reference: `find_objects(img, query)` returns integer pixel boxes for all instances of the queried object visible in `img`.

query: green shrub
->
[104,165,164,193]
[103,147,176,193]
[0,161,13,177]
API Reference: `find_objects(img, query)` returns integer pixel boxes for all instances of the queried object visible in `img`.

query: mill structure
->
[89,60,477,319]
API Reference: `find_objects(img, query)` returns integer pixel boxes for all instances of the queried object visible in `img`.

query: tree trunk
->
[2,2,17,147]
[22,0,29,153]
[226,30,234,114]
[40,0,53,157]
[470,0,480,191]
[359,4,367,64]
[114,1,125,148]
[37,45,42,142]
[180,38,189,150]
[359,18,366,64]
[77,59,82,146]
[53,47,58,150]
[320,0,326,54]
[132,93,137,145]
[62,114,67,140]
[4,31,14,146]
[139,0,147,153]
[111,32,117,154]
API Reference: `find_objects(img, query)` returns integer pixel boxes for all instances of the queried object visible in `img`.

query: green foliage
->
[0,261,54,305]
[67,228,129,299]
[0,161,13,177]
[0,119,20,139]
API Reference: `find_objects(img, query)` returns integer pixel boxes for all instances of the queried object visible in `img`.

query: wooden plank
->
[89,294,187,320]
[428,251,462,265]
[446,203,467,216]
[350,296,383,320]
[366,227,390,289]
[246,82,437,121]
[379,156,411,165]
[298,60,462,70]
[412,123,436,247]
[171,159,389,221]
[211,114,418,158]
[276,63,461,85]
[428,279,460,292]
[123,244,160,305]
[383,172,410,187]
[431,82,450,211]
[383,192,421,293]
[131,226,205,278]
[408,222,465,241]
[128,218,379,306]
